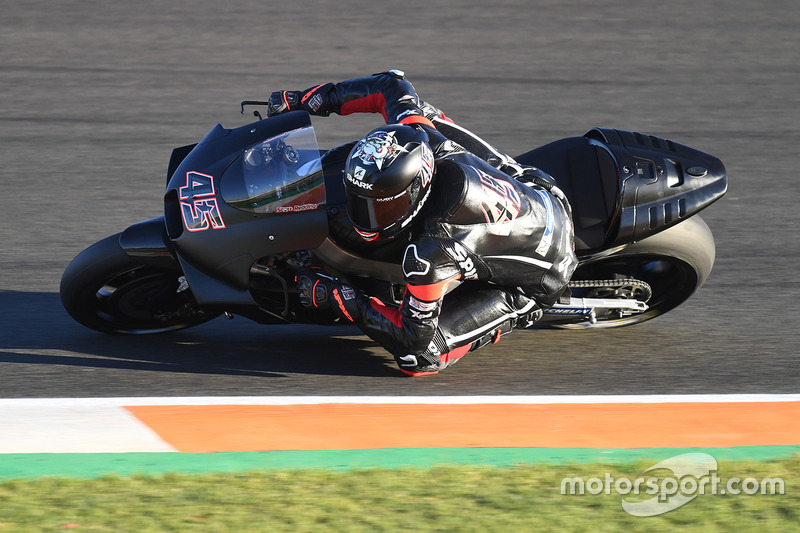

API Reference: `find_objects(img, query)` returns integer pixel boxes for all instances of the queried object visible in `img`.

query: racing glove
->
[267,83,333,117]
[267,91,301,117]
[296,270,360,322]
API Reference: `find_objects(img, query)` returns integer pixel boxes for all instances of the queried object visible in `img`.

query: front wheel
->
[60,233,220,334]
[556,216,716,329]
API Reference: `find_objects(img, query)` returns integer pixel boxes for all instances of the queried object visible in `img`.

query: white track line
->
[1,394,799,407]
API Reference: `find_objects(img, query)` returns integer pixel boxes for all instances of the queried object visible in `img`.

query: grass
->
[0,456,797,532]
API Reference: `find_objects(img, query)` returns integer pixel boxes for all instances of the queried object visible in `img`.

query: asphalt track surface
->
[1,1,798,398]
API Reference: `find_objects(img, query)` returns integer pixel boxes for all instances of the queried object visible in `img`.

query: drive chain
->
[568,278,653,302]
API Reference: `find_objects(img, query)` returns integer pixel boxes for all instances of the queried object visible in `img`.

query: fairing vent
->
[164,189,184,240]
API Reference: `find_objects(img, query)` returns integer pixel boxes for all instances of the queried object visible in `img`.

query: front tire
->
[60,233,219,334]
[557,216,716,329]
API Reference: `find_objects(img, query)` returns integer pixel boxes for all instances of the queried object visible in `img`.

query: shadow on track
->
[0,291,398,380]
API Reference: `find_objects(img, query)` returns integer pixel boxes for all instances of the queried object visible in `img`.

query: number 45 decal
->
[179,171,226,232]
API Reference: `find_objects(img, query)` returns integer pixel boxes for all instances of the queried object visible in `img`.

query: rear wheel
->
[60,233,220,334]
[556,216,716,329]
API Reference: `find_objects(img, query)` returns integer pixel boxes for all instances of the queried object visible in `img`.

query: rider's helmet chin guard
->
[344,124,434,244]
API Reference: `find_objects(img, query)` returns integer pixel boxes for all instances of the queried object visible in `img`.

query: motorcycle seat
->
[516,137,619,252]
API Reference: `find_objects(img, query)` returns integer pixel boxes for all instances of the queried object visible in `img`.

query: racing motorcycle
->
[60,106,727,334]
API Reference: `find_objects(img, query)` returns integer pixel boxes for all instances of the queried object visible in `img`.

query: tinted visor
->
[346,182,418,231]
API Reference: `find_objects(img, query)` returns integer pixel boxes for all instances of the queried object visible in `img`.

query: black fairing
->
[119,217,180,271]
[163,111,329,302]
[516,128,727,254]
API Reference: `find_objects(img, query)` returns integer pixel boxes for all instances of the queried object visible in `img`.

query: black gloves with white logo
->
[297,270,360,323]
[267,84,332,117]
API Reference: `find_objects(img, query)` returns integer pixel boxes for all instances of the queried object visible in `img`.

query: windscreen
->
[221,125,325,214]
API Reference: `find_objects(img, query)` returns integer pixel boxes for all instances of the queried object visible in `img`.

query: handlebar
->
[240,100,269,120]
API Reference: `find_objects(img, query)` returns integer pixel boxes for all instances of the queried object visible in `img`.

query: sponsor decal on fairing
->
[274,203,318,213]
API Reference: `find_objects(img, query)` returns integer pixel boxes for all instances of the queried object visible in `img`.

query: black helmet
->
[343,124,434,242]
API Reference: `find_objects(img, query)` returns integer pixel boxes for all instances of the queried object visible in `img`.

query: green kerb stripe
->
[2,446,799,479]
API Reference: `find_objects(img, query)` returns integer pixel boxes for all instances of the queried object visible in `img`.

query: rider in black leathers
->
[268,70,578,375]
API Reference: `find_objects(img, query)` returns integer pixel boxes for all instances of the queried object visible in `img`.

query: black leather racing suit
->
[291,71,578,375]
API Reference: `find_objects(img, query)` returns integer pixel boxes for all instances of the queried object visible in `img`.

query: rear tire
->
[60,233,219,334]
[556,216,715,329]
